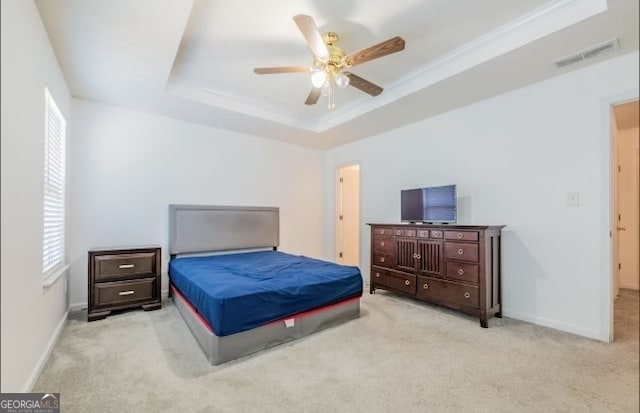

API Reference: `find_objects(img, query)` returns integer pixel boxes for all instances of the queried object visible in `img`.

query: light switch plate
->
[566,191,580,206]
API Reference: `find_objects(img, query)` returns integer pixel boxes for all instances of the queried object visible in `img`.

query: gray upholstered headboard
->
[169,205,279,255]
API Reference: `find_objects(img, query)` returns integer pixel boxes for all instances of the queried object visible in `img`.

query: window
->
[43,88,66,276]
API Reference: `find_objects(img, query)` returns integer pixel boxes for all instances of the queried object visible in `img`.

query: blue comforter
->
[169,251,363,336]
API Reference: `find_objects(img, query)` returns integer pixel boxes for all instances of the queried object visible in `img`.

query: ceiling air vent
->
[553,38,619,68]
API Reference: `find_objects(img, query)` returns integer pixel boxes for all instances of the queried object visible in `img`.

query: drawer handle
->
[412,253,417,259]
[416,254,421,259]
[380,241,385,247]
[380,257,385,263]
[396,231,401,235]
[423,283,429,290]
[464,292,471,299]
[118,290,135,296]
[457,248,464,255]
[375,272,380,278]
[119,264,135,269]
[457,232,463,239]
[458,268,465,275]
[404,280,410,286]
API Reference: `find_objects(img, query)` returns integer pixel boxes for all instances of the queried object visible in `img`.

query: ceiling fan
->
[254,14,406,110]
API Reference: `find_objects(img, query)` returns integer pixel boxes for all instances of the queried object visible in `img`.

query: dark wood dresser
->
[368,224,505,327]
[88,246,162,321]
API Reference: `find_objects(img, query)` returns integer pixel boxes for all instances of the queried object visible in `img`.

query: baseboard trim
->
[502,309,607,342]
[22,311,68,392]
[68,302,87,312]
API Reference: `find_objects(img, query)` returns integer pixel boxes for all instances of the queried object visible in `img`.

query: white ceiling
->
[36,0,639,149]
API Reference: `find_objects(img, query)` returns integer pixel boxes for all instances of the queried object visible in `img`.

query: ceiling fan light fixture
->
[335,72,350,89]
[311,70,327,88]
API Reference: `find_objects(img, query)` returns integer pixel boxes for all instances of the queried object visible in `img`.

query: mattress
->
[169,250,363,336]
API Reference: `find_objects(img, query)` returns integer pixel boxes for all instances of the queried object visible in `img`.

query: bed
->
[168,205,363,365]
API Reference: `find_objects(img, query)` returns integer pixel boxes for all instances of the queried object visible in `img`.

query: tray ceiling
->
[36,0,638,148]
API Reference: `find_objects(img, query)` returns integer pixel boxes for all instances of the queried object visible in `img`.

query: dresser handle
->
[457,232,463,239]
[457,248,464,255]
[458,268,465,275]
[412,253,417,259]
[423,283,429,290]
[396,230,401,235]
[119,264,135,269]
[464,292,471,298]
[380,257,385,263]
[404,280,410,286]
[375,272,380,278]
[118,290,135,296]
[380,241,385,247]
[416,254,421,259]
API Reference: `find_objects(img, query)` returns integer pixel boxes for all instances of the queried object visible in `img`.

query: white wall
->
[324,51,640,341]
[1,0,71,392]
[68,100,325,308]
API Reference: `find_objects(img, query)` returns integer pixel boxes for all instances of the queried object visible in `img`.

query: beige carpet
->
[34,289,639,413]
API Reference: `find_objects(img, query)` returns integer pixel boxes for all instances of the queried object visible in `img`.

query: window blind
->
[43,88,66,275]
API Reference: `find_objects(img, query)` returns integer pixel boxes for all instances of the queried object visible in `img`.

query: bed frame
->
[168,204,361,365]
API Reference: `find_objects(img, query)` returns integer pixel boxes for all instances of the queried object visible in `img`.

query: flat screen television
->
[401,185,457,223]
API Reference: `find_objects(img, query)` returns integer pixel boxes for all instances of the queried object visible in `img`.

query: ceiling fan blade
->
[344,36,405,67]
[254,66,312,74]
[346,73,383,96]
[305,87,322,105]
[293,14,329,62]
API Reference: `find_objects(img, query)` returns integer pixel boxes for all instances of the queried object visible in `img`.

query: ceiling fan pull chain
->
[328,79,335,110]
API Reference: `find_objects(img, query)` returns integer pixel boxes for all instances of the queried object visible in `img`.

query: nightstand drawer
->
[94,278,157,308]
[94,252,157,281]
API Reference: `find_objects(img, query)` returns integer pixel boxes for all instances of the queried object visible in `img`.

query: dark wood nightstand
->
[88,246,162,321]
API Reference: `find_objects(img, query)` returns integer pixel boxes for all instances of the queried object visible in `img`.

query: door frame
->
[602,89,639,343]
[335,162,361,266]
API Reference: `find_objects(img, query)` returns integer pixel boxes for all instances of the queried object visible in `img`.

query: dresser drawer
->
[372,235,394,252]
[444,242,479,262]
[394,228,416,237]
[373,252,394,268]
[371,267,416,294]
[373,227,395,236]
[94,278,157,308]
[94,252,157,281]
[417,277,478,307]
[444,231,479,242]
[446,261,479,284]
[430,230,443,239]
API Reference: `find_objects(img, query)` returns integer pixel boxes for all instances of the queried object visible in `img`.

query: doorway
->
[612,99,640,340]
[336,164,360,266]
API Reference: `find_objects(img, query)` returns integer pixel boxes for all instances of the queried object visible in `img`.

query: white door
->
[336,165,360,266]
